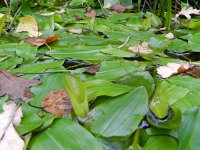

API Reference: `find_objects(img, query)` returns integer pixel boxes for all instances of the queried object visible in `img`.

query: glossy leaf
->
[85,79,132,101]
[91,87,148,137]
[177,106,200,150]
[143,136,177,150]
[29,118,103,150]
[64,73,88,118]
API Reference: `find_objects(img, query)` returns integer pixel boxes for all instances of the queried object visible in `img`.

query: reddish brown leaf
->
[27,34,59,46]
[26,38,46,46]
[84,64,100,75]
[186,67,200,78]
[85,8,96,19]
[0,70,41,100]
[46,34,59,44]
[41,89,72,117]
[111,4,126,13]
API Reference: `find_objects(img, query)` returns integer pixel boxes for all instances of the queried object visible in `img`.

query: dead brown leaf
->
[27,34,59,46]
[111,4,126,13]
[0,70,41,100]
[85,8,96,19]
[41,89,72,117]
[186,66,200,78]
[128,42,152,54]
[157,62,192,78]
[84,64,100,75]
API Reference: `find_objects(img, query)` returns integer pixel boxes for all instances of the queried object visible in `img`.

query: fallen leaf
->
[15,16,42,37]
[41,89,72,117]
[40,8,65,16]
[27,34,59,46]
[128,42,152,54]
[111,4,126,13]
[157,62,192,78]
[0,103,24,150]
[84,64,100,75]
[186,66,200,78]
[174,7,200,20]
[0,70,41,100]
[85,8,96,19]
[165,32,174,39]
[67,28,82,34]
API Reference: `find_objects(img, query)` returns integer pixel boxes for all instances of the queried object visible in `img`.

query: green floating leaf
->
[0,56,23,70]
[143,136,177,150]
[149,83,169,119]
[173,92,200,113]
[148,36,170,50]
[177,106,200,150]
[91,87,148,137]
[94,60,146,80]
[46,45,110,63]
[167,76,200,93]
[64,73,88,118]
[16,110,43,135]
[11,60,64,78]
[85,79,132,101]
[29,118,103,150]
[116,71,155,97]
[16,41,38,59]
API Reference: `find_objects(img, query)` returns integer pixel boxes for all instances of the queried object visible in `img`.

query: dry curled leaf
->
[111,4,126,13]
[27,34,59,46]
[0,70,41,100]
[0,103,24,150]
[128,42,152,54]
[67,28,82,34]
[85,8,96,19]
[16,16,42,37]
[186,66,200,78]
[41,89,72,117]
[157,62,192,78]
[84,64,100,75]
[174,7,200,20]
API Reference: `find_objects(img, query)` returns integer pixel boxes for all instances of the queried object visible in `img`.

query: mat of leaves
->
[0,2,200,150]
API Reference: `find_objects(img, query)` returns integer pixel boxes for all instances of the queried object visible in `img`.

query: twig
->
[118,36,131,49]
[45,43,52,50]
[4,0,8,7]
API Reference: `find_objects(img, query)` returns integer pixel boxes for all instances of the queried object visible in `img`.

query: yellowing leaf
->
[128,42,152,54]
[174,7,200,20]
[16,16,42,37]
[0,103,24,150]
[157,62,191,78]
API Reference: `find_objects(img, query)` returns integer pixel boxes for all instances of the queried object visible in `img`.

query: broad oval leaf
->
[64,73,88,118]
[143,136,177,150]
[85,79,132,101]
[91,87,148,137]
[177,106,200,150]
[29,118,103,150]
